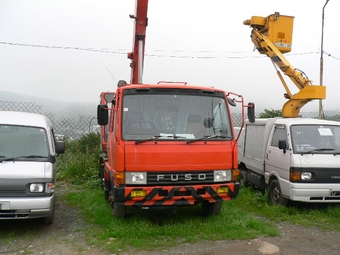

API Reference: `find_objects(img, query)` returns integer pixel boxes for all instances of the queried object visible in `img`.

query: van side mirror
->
[278,140,287,153]
[97,104,108,125]
[247,102,255,123]
[55,141,65,154]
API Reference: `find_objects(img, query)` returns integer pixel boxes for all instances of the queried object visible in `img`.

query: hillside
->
[0,90,97,119]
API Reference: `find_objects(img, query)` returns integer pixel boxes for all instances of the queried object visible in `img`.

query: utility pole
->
[319,0,330,119]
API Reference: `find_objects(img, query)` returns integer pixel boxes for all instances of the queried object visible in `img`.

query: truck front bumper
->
[113,183,239,206]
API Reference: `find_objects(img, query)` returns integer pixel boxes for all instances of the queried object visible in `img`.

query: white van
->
[236,118,340,205]
[0,111,65,224]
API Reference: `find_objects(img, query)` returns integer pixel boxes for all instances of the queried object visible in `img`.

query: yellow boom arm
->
[244,12,326,118]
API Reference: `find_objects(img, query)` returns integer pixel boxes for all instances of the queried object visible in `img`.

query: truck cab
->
[98,83,254,218]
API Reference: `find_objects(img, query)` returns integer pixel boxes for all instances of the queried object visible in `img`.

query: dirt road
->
[1,192,340,255]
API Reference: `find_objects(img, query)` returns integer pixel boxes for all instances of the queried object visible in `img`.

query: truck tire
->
[99,158,104,180]
[108,171,126,218]
[240,171,250,188]
[202,201,222,216]
[113,203,126,218]
[104,179,110,201]
[268,179,288,206]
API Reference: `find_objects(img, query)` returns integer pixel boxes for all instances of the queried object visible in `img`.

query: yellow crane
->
[244,12,326,118]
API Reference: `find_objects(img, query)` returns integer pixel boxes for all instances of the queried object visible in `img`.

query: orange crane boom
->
[244,12,326,118]
[127,0,149,84]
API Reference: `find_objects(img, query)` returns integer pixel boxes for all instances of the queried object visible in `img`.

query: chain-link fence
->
[0,101,99,140]
[232,110,340,127]
[1,100,340,139]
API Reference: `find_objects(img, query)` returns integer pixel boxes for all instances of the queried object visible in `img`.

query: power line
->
[0,41,339,60]
[0,41,126,55]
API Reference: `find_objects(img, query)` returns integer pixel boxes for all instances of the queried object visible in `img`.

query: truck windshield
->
[291,125,340,154]
[121,89,232,141]
[0,125,49,160]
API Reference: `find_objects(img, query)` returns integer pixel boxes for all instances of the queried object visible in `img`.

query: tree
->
[259,108,282,118]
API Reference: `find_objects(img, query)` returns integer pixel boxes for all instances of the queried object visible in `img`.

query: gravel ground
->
[1,188,340,255]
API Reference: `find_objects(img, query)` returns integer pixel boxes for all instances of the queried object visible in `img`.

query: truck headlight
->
[125,172,147,184]
[214,170,231,182]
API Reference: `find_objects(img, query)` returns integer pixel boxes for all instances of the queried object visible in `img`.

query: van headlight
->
[214,170,231,182]
[30,183,44,193]
[125,172,147,184]
[29,183,55,193]
[301,172,312,180]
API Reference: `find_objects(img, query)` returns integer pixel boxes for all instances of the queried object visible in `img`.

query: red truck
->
[97,0,254,218]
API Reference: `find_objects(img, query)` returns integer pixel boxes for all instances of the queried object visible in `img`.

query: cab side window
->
[271,126,287,148]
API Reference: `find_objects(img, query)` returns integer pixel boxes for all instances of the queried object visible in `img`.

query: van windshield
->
[121,89,232,141]
[291,125,340,154]
[0,125,49,160]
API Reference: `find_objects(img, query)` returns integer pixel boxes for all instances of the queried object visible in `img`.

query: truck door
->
[265,124,290,196]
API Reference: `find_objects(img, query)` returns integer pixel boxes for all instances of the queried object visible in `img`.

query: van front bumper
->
[290,183,340,202]
[0,194,55,219]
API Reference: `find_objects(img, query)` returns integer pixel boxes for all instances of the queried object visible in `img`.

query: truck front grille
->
[147,171,214,185]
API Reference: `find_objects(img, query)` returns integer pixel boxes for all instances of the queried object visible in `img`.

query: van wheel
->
[42,203,55,224]
[42,213,54,225]
[202,201,222,216]
[268,179,288,206]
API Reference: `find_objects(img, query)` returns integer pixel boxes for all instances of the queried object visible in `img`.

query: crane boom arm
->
[128,0,149,84]
[244,13,326,118]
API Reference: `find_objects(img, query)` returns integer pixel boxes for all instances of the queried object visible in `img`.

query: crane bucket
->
[245,12,294,54]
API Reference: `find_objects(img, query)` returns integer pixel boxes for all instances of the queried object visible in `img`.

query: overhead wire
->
[0,41,339,60]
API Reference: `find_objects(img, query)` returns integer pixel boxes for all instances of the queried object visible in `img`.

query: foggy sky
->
[0,0,339,112]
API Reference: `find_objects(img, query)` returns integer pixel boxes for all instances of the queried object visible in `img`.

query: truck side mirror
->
[278,140,287,153]
[97,104,108,125]
[247,102,255,123]
[227,98,237,107]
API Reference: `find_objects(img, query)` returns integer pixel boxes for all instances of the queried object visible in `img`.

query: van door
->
[265,124,291,197]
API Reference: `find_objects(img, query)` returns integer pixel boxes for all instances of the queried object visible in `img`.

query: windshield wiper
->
[303,148,335,154]
[186,134,227,144]
[24,155,48,158]
[135,135,186,144]
[0,155,47,162]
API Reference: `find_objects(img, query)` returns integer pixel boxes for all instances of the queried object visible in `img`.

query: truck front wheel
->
[240,171,250,188]
[202,201,222,216]
[268,179,288,206]
[113,203,126,218]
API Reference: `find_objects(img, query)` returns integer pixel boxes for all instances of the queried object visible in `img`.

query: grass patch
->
[58,134,340,253]
[0,221,37,254]
[64,182,279,254]
[234,187,340,231]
